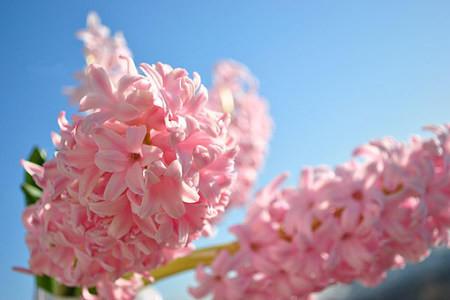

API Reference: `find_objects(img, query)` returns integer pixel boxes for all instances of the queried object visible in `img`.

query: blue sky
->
[2,1,450,299]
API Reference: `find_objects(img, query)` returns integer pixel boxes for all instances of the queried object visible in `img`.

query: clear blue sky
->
[2,1,450,299]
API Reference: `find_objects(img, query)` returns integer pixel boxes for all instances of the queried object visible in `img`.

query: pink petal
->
[145,169,161,185]
[141,145,163,166]
[87,64,114,98]
[108,210,133,239]
[89,197,127,217]
[95,150,128,172]
[165,160,183,178]
[104,171,127,201]
[139,190,159,218]
[211,251,232,275]
[126,126,146,154]
[140,63,163,87]
[93,127,127,151]
[341,203,360,232]
[189,270,213,298]
[162,196,186,219]
[21,160,44,187]
[342,240,371,271]
[177,219,189,246]
[79,93,106,112]
[50,132,61,148]
[126,162,144,194]
[60,149,95,168]
[57,111,70,131]
[115,102,140,122]
[117,75,142,94]
[181,181,199,203]
[79,166,102,197]
[133,215,157,238]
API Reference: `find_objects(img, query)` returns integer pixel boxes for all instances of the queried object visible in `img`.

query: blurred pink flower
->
[191,124,450,299]
[66,12,133,106]
[189,251,246,300]
[209,60,272,206]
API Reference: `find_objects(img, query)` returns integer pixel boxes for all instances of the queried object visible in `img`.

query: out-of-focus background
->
[2,1,450,299]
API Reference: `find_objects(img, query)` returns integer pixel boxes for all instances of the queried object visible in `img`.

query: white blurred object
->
[135,286,163,300]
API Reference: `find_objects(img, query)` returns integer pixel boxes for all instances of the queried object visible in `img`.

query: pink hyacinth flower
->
[209,60,272,206]
[191,124,450,299]
[22,53,236,286]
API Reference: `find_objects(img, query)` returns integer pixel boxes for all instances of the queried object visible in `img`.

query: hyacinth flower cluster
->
[68,12,272,208]
[209,61,272,205]
[190,125,450,300]
[22,40,238,289]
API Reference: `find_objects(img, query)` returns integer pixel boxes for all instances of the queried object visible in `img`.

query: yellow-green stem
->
[148,241,239,284]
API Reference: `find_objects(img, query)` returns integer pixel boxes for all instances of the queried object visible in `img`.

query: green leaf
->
[21,147,46,206]
[87,286,98,295]
[28,147,46,164]
[36,275,53,294]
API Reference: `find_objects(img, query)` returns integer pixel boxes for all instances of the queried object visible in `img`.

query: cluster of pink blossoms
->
[190,125,450,300]
[23,47,237,287]
[209,60,272,205]
[71,12,272,207]
[65,12,132,105]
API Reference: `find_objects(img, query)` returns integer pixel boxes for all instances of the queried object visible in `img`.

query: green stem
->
[51,283,82,297]
[149,241,239,283]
